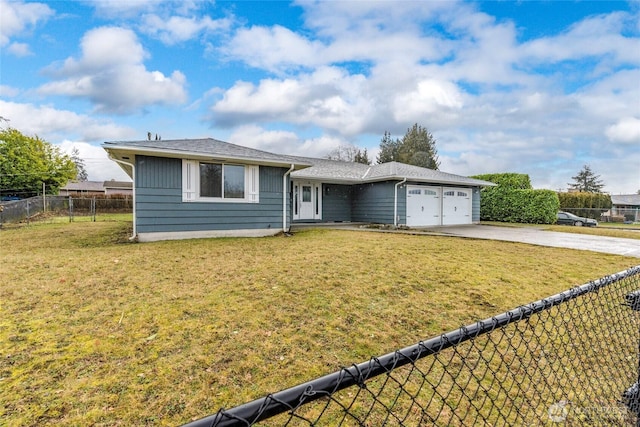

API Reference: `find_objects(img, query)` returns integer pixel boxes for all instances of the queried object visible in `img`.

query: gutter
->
[394,178,407,227]
[283,164,295,233]
[108,155,137,241]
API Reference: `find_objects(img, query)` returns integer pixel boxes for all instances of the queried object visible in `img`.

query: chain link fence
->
[184,266,640,427]
[0,195,132,226]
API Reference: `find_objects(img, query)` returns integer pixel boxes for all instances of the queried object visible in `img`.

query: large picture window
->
[199,163,245,199]
[182,160,258,203]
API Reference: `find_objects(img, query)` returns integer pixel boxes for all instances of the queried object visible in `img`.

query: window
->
[223,165,245,198]
[444,190,455,196]
[302,185,311,202]
[200,163,244,198]
[182,160,259,203]
[200,163,222,198]
[457,191,468,197]
[408,189,421,195]
[424,189,437,196]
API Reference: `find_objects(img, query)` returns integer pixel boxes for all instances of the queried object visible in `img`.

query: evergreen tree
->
[376,124,440,169]
[353,148,371,165]
[568,165,605,193]
[398,123,440,170]
[71,147,89,181]
[376,131,400,163]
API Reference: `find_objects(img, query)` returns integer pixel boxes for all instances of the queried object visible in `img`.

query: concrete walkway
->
[425,225,640,258]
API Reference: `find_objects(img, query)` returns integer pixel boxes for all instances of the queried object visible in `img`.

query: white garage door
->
[442,188,472,225]
[406,185,441,226]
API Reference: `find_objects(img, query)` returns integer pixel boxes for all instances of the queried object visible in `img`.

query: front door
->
[293,181,322,221]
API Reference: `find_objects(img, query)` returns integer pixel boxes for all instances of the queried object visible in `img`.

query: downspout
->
[283,164,295,233]
[109,155,137,241]
[394,178,407,227]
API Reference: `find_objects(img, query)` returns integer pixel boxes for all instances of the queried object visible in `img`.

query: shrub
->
[472,173,559,224]
[472,173,531,190]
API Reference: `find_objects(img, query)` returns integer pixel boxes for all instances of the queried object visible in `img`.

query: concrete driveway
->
[430,225,640,258]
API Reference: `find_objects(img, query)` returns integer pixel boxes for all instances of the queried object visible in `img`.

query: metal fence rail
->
[183,266,640,427]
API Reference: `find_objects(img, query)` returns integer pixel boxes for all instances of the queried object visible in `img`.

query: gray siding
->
[352,181,403,224]
[135,155,287,233]
[322,184,352,222]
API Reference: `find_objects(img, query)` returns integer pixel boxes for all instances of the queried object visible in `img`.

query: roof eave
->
[362,175,496,187]
[102,144,311,169]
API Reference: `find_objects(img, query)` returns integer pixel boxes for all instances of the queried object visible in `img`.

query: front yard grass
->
[1,220,638,426]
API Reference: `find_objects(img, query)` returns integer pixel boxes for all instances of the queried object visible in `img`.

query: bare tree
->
[326,144,370,164]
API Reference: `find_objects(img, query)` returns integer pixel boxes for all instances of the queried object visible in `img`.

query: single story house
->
[59,180,133,196]
[103,138,495,242]
[611,194,640,222]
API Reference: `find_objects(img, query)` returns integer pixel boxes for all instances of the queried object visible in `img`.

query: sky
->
[1,0,639,194]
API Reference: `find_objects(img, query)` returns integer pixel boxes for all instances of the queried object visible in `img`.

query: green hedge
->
[557,192,611,219]
[471,173,531,190]
[472,173,559,224]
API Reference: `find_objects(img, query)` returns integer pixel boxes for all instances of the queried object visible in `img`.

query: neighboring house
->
[59,180,133,196]
[59,181,105,196]
[104,180,134,196]
[611,194,640,222]
[103,138,495,242]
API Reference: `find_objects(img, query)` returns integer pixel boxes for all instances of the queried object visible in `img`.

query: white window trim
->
[182,159,259,203]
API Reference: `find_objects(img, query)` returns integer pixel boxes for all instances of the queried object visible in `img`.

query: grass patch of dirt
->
[1,220,637,426]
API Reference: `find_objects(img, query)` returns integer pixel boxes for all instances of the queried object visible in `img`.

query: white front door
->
[442,188,472,225]
[406,185,441,226]
[293,181,322,221]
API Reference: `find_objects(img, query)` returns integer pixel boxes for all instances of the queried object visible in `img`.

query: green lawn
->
[1,219,638,426]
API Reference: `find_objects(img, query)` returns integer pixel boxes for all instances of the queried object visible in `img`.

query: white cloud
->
[0,85,20,97]
[212,67,373,135]
[0,100,136,142]
[224,25,324,72]
[141,14,231,45]
[298,0,457,37]
[223,2,456,73]
[606,117,640,144]
[393,79,464,123]
[56,140,130,182]
[84,0,164,18]
[228,124,346,158]
[0,0,53,46]
[7,41,31,56]
[522,12,640,66]
[38,27,187,113]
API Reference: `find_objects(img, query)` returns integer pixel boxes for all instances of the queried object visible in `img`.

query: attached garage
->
[406,185,472,227]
